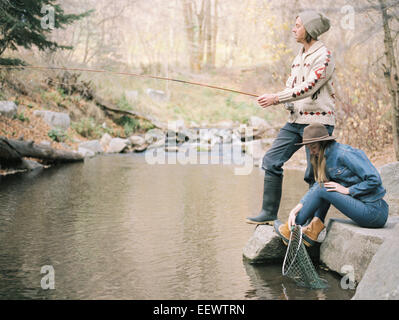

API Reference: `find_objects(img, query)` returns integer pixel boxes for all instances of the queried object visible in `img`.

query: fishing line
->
[0,65,260,98]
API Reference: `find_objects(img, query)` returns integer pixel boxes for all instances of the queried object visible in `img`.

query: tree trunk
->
[196,0,206,69]
[0,136,84,170]
[379,0,399,160]
[0,137,22,164]
[182,0,212,72]
[182,0,198,71]
[82,19,91,64]
[205,0,213,68]
[211,0,218,67]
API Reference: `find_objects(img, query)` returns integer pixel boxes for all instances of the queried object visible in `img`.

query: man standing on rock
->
[246,10,336,225]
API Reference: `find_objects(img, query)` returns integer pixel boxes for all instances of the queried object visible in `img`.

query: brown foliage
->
[334,67,393,154]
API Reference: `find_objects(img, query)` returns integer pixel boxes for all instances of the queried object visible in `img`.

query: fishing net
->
[282,225,328,289]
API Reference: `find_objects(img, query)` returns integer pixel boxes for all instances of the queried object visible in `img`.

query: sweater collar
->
[299,41,325,59]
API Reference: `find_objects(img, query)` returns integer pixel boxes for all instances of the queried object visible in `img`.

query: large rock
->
[379,162,399,216]
[78,140,103,154]
[129,135,148,152]
[145,129,165,144]
[78,147,95,158]
[165,129,194,146]
[216,129,233,144]
[320,217,399,283]
[233,125,261,142]
[129,135,146,147]
[243,224,320,264]
[0,101,18,118]
[33,110,70,129]
[147,140,165,150]
[178,128,197,144]
[249,116,273,139]
[107,138,129,153]
[248,116,271,130]
[100,133,112,152]
[198,130,213,144]
[146,88,168,102]
[352,225,399,300]
[243,225,287,263]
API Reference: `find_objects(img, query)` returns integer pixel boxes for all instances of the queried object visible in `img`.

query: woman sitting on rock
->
[274,122,389,247]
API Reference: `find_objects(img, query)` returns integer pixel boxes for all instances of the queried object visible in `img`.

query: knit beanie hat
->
[298,10,331,39]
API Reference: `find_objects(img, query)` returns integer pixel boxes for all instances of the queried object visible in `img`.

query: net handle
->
[282,225,303,276]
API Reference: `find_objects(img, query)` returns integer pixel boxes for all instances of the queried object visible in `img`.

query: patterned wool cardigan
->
[276,41,336,126]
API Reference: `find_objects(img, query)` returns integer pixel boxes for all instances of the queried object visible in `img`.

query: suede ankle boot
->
[302,217,325,247]
[273,220,291,246]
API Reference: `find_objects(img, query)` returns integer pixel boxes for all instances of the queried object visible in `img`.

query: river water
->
[0,153,354,300]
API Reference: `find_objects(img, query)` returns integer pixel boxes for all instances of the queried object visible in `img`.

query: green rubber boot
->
[246,172,283,225]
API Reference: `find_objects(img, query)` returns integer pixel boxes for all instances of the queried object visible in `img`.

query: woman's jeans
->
[296,183,389,228]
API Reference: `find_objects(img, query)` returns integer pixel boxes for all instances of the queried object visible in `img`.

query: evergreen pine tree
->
[0,0,91,65]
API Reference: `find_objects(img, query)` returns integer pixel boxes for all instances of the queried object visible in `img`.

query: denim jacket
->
[300,141,386,204]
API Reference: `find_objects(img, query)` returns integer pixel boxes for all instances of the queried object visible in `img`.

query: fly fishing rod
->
[0,65,260,98]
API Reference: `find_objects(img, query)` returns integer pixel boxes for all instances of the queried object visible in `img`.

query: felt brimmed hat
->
[295,123,336,146]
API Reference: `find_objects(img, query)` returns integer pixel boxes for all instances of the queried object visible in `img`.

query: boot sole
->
[303,239,312,247]
[302,234,316,247]
[245,219,275,226]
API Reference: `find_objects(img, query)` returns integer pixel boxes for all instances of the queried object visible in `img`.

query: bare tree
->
[378,0,399,160]
[182,0,218,72]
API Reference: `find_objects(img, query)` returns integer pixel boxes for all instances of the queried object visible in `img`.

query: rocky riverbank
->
[76,117,280,160]
[1,97,288,174]
[243,161,399,300]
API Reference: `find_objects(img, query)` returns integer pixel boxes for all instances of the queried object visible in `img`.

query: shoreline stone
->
[100,133,112,152]
[78,140,103,154]
[107,138,129,153]
[379,162,399,216]
[320,217,399,283]
[33,110,70,130]
[78,147,95,158]
[352,225,399,300]
[243,224,320,264]
[242,225,287,263]
[243,161,399,299]
[0,101,18,118]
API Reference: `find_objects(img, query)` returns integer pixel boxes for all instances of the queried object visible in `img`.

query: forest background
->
[1,0,399,165]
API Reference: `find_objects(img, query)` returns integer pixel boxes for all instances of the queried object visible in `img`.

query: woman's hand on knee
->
[324,181,350,195]
[288,203,303,228]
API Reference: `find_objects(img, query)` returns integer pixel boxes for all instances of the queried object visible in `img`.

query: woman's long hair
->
[310,141,331,184]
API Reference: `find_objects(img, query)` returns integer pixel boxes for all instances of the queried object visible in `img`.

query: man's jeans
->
[296,183,389,228]
[262,122,335,185]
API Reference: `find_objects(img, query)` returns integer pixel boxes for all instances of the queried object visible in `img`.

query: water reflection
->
[0,154,352,299]
[243,262,354,300]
